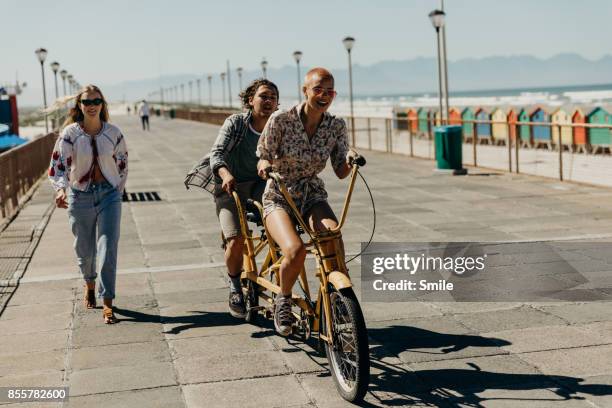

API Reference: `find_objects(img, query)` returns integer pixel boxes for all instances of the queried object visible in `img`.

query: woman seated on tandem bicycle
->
[256,67,361,337]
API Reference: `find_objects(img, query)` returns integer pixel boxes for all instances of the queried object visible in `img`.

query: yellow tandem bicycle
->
[232,156,370,402]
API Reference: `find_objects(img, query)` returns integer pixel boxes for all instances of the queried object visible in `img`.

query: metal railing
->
[0,132,57,226]
[344,116,612,183]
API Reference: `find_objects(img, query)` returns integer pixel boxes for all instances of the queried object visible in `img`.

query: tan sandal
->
[84,287,96,309]
[103,307,118,324]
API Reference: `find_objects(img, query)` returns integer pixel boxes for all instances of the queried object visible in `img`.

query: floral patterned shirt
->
[257,103,349,217]
[48,122,128,193]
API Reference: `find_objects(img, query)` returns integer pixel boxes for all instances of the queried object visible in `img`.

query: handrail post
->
[473,120,478,167]
[557,123,563,181]
[507,121,512,172]
[514,120,520,174]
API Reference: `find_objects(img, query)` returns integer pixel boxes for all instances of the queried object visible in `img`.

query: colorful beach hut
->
[507,109,518,142]
[518,109,531,147]
[586,107,611,153]
[530,107,552,148]
[461,107,475,141]
[407,109,418,133]
[475,108,492,144]
[491,108,508,145]
[572,109,587,153]
[551,108,573,151]
[417,108,430,137]
[449,108,462,125]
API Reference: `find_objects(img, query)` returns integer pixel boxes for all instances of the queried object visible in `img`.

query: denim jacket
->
[184,111,251,194]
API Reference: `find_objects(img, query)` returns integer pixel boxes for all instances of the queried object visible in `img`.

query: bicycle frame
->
[233,162,362,345]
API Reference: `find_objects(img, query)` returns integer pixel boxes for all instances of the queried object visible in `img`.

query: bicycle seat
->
[245,199,263,226]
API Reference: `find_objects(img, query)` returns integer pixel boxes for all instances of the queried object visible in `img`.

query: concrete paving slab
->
[160,302,258,339]
[452,306,568,332]
[362,301,442,322]
[175,350,289,383]
[156,288,228,308]
[517,344,612,377]
[482,324,610,354]
[298,371,439,408]
[0,370,64,388]
[181,375,311,408]
[0,301,73,321]
[0,350,64,377]
[71,321,163,348]
[169,332,275,359]
[0,313,71,335]
[66,386,185,408]
[68,362,176,397]
[71,340,171,370]
[0,330,68,356]
[538,302,612,324]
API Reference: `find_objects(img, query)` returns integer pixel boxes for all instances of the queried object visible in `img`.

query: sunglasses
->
[81,98,104,106]
[311,87,337,97]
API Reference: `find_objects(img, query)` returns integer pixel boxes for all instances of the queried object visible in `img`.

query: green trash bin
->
[170,109,176,119]
[434,125,465,173]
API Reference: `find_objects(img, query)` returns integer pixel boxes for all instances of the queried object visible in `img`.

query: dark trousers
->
[141,115,150,130]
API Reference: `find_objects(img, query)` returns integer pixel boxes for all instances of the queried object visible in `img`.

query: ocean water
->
[326,82,612,118]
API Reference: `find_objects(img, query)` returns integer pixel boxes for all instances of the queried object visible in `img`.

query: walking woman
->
[48,84,128,324]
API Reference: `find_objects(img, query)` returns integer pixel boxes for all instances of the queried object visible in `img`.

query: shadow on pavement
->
[366,325,612,407]
[113,307,246,335]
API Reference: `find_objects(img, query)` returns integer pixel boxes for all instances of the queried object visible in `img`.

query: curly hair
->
[239,78,279,111]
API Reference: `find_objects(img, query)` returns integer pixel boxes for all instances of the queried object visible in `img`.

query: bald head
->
[304,67,334,87]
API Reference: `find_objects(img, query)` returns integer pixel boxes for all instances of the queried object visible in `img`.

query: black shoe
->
[229,291,246,319]
[274,295,294,336]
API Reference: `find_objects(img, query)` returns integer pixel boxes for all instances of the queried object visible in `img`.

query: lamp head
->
[429,9,446,29]
[342,36,355,51]
[35,48,48,63]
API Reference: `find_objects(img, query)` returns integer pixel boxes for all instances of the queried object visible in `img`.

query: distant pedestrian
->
[48,84,128,325]
[138,100,150,130]
[127,106,131,115]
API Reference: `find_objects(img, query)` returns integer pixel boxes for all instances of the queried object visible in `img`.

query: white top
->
[48,122,128,192]
[138,103,150,117]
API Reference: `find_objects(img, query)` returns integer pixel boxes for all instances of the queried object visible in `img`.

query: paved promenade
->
[1,114,611,407]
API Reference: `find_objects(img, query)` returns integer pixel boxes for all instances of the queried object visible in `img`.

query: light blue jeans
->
[67,181,122,299]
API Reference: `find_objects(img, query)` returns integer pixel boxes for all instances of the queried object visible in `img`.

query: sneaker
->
[274,295,294,336]
[228,291,246,319]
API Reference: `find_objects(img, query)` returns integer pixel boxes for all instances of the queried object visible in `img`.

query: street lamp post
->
[35,47,49,133]
[50,61,60,100]
[196,79,201,105]
[440,1,450,123]
[67,75,74,94]
[342,37,356,147]
[293,51,303,102]
[207,75,212,106]
[189,80,193,104]
[60,70,68,96]
[220,72,226,107]
[50,61,60,129]
[429,9,446,124]
[180,83,185,103]
[260,58,268,79]
[236,67,243,93]
[226,60,232,108]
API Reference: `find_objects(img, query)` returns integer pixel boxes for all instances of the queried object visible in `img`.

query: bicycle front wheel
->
[322,287,370,402]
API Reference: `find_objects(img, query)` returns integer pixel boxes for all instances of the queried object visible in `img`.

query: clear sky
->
[2,0,611,97]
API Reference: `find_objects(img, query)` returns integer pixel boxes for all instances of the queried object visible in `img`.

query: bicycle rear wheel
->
[322,287,370,402]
